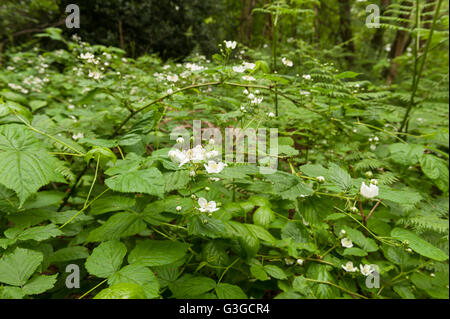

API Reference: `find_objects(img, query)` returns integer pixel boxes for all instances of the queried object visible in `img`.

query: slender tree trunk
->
[371,0,391,51]
[338,0,355,64]
[239,0,248,42]
[246,0,256,43]
[420,0,437,47]
[118,20,124,50]
[385,0,412,84]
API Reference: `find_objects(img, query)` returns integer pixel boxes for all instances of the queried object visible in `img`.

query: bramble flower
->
[243,89,249,95]
[342,261,358,272]
[168,149,188,166]
[204,161,227,174]
[176,206,182,211]
[233,65,245,73]
[341,237,353,248]
[242,75,256,81]
[167,74,179,82]
[224,40,237,49]
[72,132,84,140]
[297,258,304,266]
[242,62,256,70]
[300,90,310,96]
[340,229,346,235]
[360,264,375,276]
[317,176,325,183]
[268,112,275,118]
[198,197,220,213]
[189,170,196,177]
[370,179,378,185]
[281,57,293,67]
[360,182,379,199]
[351,206,358,213]
[302,74,312,80]
[205,150,219,159]
[176,137,185,144]
[88,70,102,80]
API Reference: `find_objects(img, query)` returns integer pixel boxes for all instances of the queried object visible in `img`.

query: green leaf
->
[87,212,146,242]
[0,247,43,286]
[108,265,160,299]
[105,167,165,198]
[335,71,360,79]
[164,170,190,193]
[342,247,368,257]
[94,283,146,299]
[328,163,352,192]
[250,265,269,281]
[264,265,288,280]
[420,154,449,192]
[0,124,66,204]
[343,226,378,252]
[389,143,424,166]
[5,224,62,242]
[187,215,225,239]
[281,222,309,244]
[128,240,190,267]
[391,228,448,261]
[85,241,127,278]
[253,206,275,228]
[50,246,89,263]
[169,274,216,298]
[215,283,247,299]
[22,274,57,295]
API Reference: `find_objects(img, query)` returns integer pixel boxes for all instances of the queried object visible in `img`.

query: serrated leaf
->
[105,167,165,198]
[0,124,66,204]
[108,265,160,299]
[22,274,57,295]
[94,283,146,299]
[128,240,190,267]
[215,283,247,299]
[85,240,127,278]
[0,248,43,286]
[391,228,448,261]
[87,212,146,242]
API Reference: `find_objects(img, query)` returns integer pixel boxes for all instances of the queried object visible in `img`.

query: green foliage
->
[0,8,448,300]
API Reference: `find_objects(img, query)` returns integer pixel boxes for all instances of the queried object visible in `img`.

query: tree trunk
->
[370,0,391,51]
[385,0,412,84]
[338,0,355,64]
[246,0,256,44]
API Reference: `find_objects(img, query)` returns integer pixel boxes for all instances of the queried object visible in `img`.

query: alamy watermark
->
[65,4,80,29]
[366,4,381,28]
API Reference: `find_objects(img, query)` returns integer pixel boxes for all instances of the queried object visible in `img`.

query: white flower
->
[233,65,245,73]
[247,93,255,100]
[268,112,275,118]
[370,144,377,151]
[208,139,215,145]
[204,161,227,174]
[360,182,379,199]
[243,62,256,70]
[210,177,220,182]
[88,70,102,80]
[297,258,304,266]
[360,264,375,276]
[189,170,196,177]
[250,97,263,105]
[373,136,379,142]
[341,238,353,248]
[242,75,256,81]
[176,206,182,211]
[68,104,75,110]
[281,57,293,67]
[243,89,249,95]
[198,197,220,213]
[370,179,378,185]
[342,261,358,272]
[300,90,311,96]
[340,229,346,235]
[176,137,185,144]
[168,149,188,166]
[80,52,95,60]
[224,40,237,49]
[205,187,210,191]
[72,132,84,140]
[205,150,219,159]
[351,206,359,213]
[317,176,325,183]
[302,74,312,80]
[285,258,295,266]
[167,74,179,82]
[167,88,174,94]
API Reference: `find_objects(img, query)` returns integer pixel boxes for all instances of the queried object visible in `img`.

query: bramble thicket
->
[0,0,448,299]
